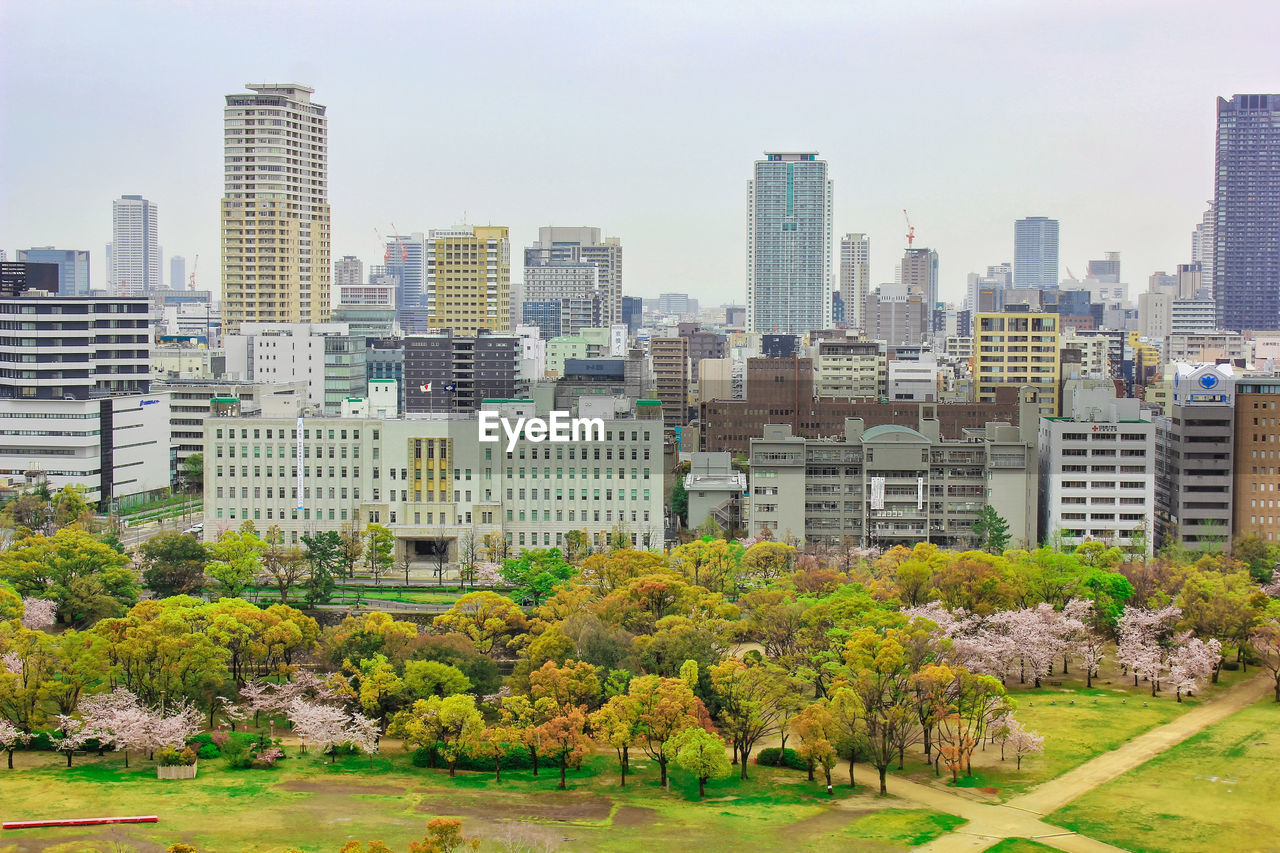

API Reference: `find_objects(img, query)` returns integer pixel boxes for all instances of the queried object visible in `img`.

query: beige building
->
[975,311,1060,416]
[651,337,690,428]
[426,226,511,335]
[814,338,886,398]
[221,83,331,333]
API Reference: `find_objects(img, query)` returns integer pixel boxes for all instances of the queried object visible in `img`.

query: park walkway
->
[851,671,1275,852]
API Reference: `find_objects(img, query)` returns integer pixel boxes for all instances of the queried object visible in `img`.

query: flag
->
[443,382,457,392]
[421,383,431,392]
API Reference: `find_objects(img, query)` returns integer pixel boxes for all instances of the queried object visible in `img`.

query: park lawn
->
[1047,696,1280,853]
[984,840,1059,852]
[331,589,463,606]
[0,746,960,853]
[895,657,1248,800]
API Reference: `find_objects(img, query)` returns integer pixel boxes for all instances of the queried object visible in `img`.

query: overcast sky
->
[1,0,1276,305]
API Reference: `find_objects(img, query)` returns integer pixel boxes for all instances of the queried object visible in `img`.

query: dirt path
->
[844,672,1273,852]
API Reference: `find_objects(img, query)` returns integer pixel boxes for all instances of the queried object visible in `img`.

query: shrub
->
[253,747,285,768]
[196,744,220,760]
[754,747,809,771]
[221,731,259,770]
[157,747,198,767]
[411,742,536,771]
[188,733,220,758]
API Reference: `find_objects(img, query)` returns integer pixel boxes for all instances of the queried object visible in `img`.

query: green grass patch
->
[1048,697,1280,853]
[984,840,1060,852]
[843,809,967,847]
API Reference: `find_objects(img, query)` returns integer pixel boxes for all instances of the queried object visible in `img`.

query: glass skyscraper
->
[1013,216,1060,290]
[746,152,832,335]
[1215,94,1280,331]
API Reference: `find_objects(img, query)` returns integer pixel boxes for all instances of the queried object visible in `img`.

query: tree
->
[139,532,208,598]
[790,699,838,790]
[0,528,136,625]
[403,660,471,700]
[366,524,395,586]
[301,531,341,606]
[390,694,483,777]
[480,531,511,564]
[287,698,351,757]
[670,539,741,595]
[499,695,555,777]
[670,725,731,798]
[500,549,575,607]
[828,686,865,788]
[1006,718,1044,770]
[262,525,307,604]
[630,674,704,788]
[474,722,521,782]
[738,542,797,591]
[1167,635,1222,702]
[339,524,365,580]
[562,529,591,564]
[1252,621,1280,702]
[52,714,100,767]
[205,525,267,599]
[670,480,688,528]
[19,597,57,631]
[590,694,642,786]
[529,660,600,711]
[538,705,591,789]
[79,687,151,768]
[432,592,528,656]
[709,659,786,779]
[971,506,1010,554]
[180,452,205,494]
[843,626,921,795]
[458,528,479,589]
[0,718,29,769]
[408,818,479,853]
[346,711,381,768]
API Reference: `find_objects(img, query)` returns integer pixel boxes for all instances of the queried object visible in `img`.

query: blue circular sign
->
[1198,373,1218,390]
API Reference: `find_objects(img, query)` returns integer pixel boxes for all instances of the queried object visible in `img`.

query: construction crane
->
[390,223,407,261]
[188,254,198,290]
[374,226,389,263]
[903,209,916,248]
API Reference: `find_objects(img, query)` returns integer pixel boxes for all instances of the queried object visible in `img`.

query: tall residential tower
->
[1014,216,1060,290]
[838,233,870,331]
[1214,94,1280,331]
[221,83,330,333]
[746,152,832,335]
[111,195,159,296]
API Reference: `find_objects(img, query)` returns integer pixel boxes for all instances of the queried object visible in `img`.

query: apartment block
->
[1233,375,1280,542]
[814,338,886,399]
[1154,363,1234,550]
[976,311,1060,416]
[403,331,520,414]
[651,337,690,428]
[425,226,511,335]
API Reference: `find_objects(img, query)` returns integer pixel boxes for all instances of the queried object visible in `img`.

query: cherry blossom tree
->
[19,598,57,630]
[1066,600,1106,687]
[1005,718,1044,770]
[286,698,349,758]
[1249,620,1280,702]
[79,688,150,767]
[0,719,29,769]
[1117,605,1182,695]
[346,711,381,768]
[52,714,99,767]
[1167,635,1223,702]
[151,701,202,751]
[216,696,248,731]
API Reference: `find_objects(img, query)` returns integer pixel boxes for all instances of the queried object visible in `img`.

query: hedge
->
[412,743,536,771]
[755,747,809,771]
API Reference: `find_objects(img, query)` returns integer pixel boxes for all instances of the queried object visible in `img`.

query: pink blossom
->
[19,598,57,630]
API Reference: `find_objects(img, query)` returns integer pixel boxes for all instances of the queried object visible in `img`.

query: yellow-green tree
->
[670,725,731,798]
[389,694,483,777]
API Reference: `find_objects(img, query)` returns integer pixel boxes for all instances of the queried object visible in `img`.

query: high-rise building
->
[334,255,364,287]
[16,248,90,296]
[521,257,601,336]
[1155,363,1234,551]
[839,233,871,331]
[1192,201,1215,297]
[975,311,1060,416]
[900,248,939,330]
[651,337,690,428]
[1215,94,1280,331]
[746,152,833,335]
[111,195,159,296]
[221,83,330,334]
[524,227,623,325]
[403,331,519,413]
[1087,252,1121,283]
[170,256,187,291]
[1014,217,1060,290]
[425,226,511,335]
[384,233,425,308]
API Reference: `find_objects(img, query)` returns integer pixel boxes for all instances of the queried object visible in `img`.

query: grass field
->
[983,840,1059,852]
[0,746,966,853]
[897,658,1249,800]
[1047,696,1280,853]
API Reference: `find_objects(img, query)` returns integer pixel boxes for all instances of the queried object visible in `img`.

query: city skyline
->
[0,1,1276,305]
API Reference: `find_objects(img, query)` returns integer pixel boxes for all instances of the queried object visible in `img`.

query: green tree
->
[0,528,136,625]
[366,524,395,586]
[590,693,642,786]
[339,524,365,580]
[262,525,306,604]
[971,506,1011,554]
[709,658,787,778]
[180,452,204,493]
[630,674,704,788]
[670,480,688,527]
[390,694,484,777]
[670,726,732,798]
[301,530,341,606]
[205,524,267,599]
[499,549,575,607]
[403,660,472,699]
[139,532,209,598]
[562,529,592,564]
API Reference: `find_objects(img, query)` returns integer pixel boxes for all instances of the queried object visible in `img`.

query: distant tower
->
[170,256,186,291]
[746,152,833,334]
[111,195,159,296]
[1014,216,1060,289]
[334,255,363,287]
[1215,94,1280,331]
[1191,202,1214,297]
[839,233,870,331]
[900,248,939,331]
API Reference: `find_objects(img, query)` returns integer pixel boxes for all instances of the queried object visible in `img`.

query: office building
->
[383,233,425,309]
[864,284,929,347]
[201,399,666,554]
[524,227,623,325]
[651,337,690,428]
[1154,363,1234,550]
[748,390,1039,549]
[1087,253,1122,283]
[17,248,90,296]
[621,296,642,334]
[0,262,59,297]
[657,293,693,315]
[1215,94,1280,330]
[746,152,833,334]
[839,233,871,331]
[155,378,306,470]
[901,248,939,330]
[224,323,364,414]
[221,83,330,333]
[888,354,940,402]
[520,254,601,337]
[814,338,885,398]
[1038,387,1155,554]
[170,256,187,291]
[1233,375,1280,542]
[111,195,160,296]
[679,325,727,381]
[403,331,520,413]
[1014,217,1060,290]
[424,226,511,335]
[975,311,1060,416]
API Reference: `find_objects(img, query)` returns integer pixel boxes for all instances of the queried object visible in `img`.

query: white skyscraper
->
[746,152,833,335]
[1014,216,1060,290]
[111,195,160,296]
[839,233,870,331]
[1192,201,1215,297]
[221,83,330,333]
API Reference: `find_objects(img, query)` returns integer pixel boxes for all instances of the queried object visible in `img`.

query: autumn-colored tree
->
[790,699,838,789]
[474,722,522,782]
[537,705,591,789]
[499,695,556,777]
[578,550,669,596]
[629,674,704,787]
[670,725,732,798]
[408,818,479,853]
[670,539,742,594]
[590,693,642,786]
[322,611,419,668]
[529,659,601,711]
[432,592,528,656]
